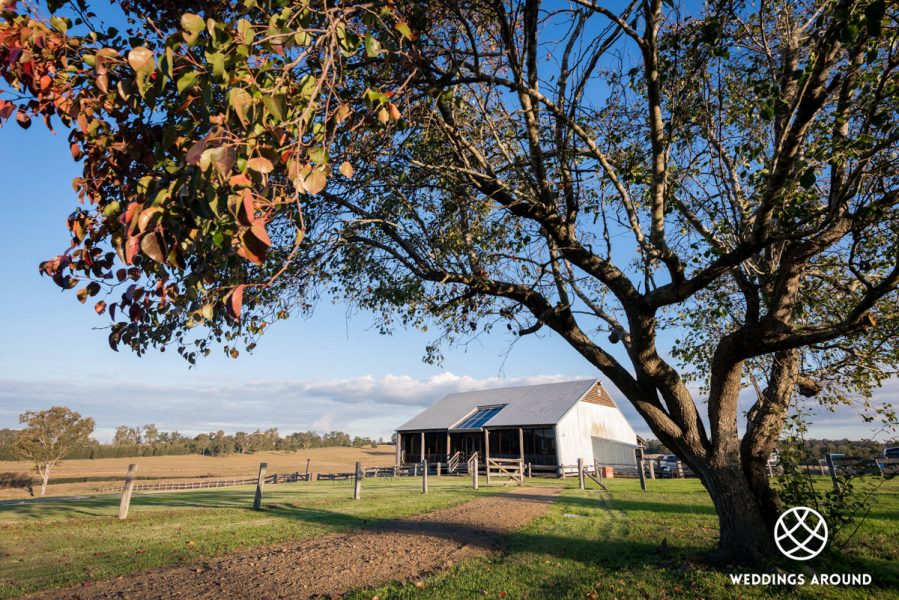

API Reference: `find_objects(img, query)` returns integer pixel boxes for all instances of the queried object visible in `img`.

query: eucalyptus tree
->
[15,407,95,496]
[1,0,897,562]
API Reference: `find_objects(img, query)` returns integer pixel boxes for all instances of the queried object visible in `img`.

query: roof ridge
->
[443,377,598,396]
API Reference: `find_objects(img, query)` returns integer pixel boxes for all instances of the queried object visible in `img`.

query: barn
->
[395,379,640,475]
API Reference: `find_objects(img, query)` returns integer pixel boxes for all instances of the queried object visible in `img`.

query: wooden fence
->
[486,457,523,485]
[95,471,308,493]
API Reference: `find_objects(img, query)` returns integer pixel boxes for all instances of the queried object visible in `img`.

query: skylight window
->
[454,405,505,429]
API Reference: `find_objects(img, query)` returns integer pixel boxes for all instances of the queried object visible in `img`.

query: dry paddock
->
[0,447,396,500]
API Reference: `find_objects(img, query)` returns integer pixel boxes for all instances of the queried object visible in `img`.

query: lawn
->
[2,476,897,599]
[0,477,494,599]
[352,477,899,600]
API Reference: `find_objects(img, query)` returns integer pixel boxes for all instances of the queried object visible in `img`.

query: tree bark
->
[39,468,49,496]
[699,463,776,565]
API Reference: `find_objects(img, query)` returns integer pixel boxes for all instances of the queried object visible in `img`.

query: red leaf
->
[70,142,83,161]
[122,202,140,227]
[237,225,270,265]
[246,157,274,174]
[94,300,107,315]
[225,285,245,322]
[126,236,140,265]
[229,174,252,189]
[250,221,272,247]
[236,190,256,226]
[0,100,14,121]
[185,135,209,165]
[140,232,166,263]
[15,109,31,129]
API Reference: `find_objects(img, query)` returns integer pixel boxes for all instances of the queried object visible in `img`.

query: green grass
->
[351,478,899,600]
[0,477,496,599]
[3,477,897,599]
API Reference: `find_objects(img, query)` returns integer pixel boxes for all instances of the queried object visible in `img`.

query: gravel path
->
[27,487,560,599]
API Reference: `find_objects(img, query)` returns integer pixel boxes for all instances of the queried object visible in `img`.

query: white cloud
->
[0,372,575,441]
[0,372,892,443]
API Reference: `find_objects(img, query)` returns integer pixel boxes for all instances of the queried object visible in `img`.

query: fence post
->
[519,461,524,486]
[422,460,428,494]
[253,462,267,510]
[413,463,418,477]
[636,449,646,492]
[436,462,442,478]
[578,458,585,490]
[825,453,840,492]
[676,461,684,479]
[472,457,479,490]
[118,463,138,520]
[648,459,655,480]
[354,461,362,500]
[527,463,532,478]
[305,458,311,481]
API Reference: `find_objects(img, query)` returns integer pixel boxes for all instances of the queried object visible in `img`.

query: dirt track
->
[26,487,560,599]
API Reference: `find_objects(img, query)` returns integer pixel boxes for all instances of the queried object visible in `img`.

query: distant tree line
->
[0,422,384,461]
[643,437,897,460]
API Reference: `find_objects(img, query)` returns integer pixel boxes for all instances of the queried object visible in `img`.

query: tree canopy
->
[14,406,95,495]
[2,0,898,563]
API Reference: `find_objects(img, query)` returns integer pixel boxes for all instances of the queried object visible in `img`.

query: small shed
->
[395,379,639,475]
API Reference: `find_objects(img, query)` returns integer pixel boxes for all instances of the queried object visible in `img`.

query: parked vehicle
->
[883,447,899,460]
[658,454,679,476]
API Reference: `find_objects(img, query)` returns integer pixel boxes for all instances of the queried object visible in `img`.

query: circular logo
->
[774,506,829,560]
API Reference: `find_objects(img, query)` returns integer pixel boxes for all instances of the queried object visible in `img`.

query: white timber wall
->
[555,401,639,468]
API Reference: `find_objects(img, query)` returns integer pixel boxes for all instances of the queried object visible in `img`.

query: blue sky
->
[0,0,893,443]
[0,122,893,443]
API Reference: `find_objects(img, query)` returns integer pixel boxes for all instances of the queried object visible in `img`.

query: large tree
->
[15,407,95,496]
[2,0,897,563]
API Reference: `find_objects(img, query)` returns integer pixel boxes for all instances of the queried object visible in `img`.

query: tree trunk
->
[39,470,49,496]
[700,463,777,565]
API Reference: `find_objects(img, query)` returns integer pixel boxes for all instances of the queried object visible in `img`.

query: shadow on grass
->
[6,485,898,599]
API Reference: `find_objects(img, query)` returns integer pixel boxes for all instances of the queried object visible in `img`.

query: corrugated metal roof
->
[396,379,600,431]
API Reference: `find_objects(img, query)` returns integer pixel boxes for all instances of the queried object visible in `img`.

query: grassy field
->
[0,477,495,599]
[0,446,395,499]
[352,478,899,600]
[1,476,897,599]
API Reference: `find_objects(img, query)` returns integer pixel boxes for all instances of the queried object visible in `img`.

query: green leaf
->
[865,0,885,38]
[177,72,198,95]
[127,47,155,74]
[302,168,327,195]
[262,94,286,121]
[238,19,255,43]
[181,13,206,34]
[365,34,381,58]
[395,21,413,41]
[200,304,215,320]
[841,24,859,44]
[800,168,816,189]
[50,16,69,34]
[298,74,317,99]
[212,52,226,82]
[229,88,253,125]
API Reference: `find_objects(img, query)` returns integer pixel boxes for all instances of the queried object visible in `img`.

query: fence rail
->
[487,458,523,485]
[95,471,307,493]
